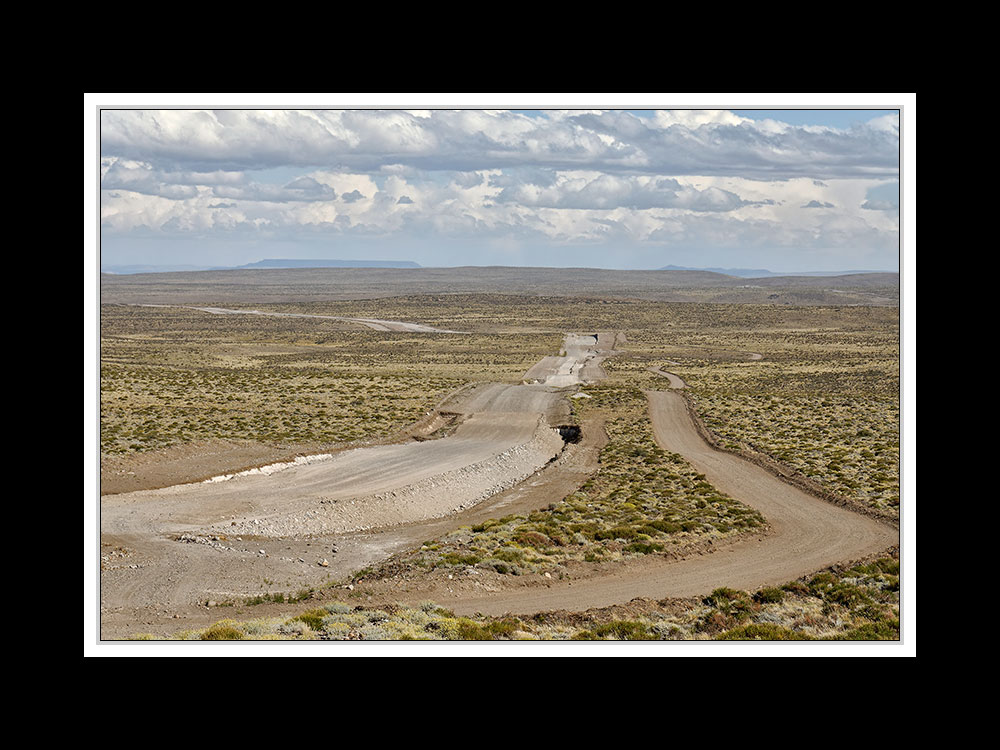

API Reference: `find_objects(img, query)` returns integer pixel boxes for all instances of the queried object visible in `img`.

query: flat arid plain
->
[98,267,901,642]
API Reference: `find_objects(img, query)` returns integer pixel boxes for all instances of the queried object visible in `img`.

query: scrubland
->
[140,552,899,641]
[101,289,900,641]
[102,295,898,542]
[363,374,766,584]
[627,305,900,518]
[100,304,559,455]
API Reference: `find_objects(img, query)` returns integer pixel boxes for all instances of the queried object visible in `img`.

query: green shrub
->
[704,587,746,606]
[441,552,481,566]
[294,609,328,631]
[455,617,521,640]
[753,587,785,604]
[512,531,552,549]
[823,583,873,608]
[835,620,900,641]
[592,620,651,640]
[200,621,245,640]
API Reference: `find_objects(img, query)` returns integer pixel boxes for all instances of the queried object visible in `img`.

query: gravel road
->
[430,387,897,616]
[100,333,608,636]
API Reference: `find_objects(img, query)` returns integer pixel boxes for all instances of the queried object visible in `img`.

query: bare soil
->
[101,439,310,496]
[99,333,613,639]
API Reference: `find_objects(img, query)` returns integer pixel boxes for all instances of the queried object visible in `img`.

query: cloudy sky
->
[98,103,902,272]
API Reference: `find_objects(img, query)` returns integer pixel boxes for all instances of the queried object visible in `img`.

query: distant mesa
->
[240,259,421,269]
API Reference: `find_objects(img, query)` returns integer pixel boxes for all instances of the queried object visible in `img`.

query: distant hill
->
[240,259,421,269]
[102,259,422,274]
[101,265,899,307]
[657,264,893,278]
[101,264,215,275]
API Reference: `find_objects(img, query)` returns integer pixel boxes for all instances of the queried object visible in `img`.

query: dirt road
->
[522,333,614,386]
[137,304,467,333]
[100,333,612,637]
[429,387,897,616]
[100,327,897,636]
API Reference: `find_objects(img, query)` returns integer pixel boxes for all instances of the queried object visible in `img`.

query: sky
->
[97,100,903,273]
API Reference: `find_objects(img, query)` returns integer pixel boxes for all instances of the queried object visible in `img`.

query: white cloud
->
[493,172,754,212]
[653,110,751,128]
[866,112,900,133]
[101,108,898,179]
[99,109,900,267]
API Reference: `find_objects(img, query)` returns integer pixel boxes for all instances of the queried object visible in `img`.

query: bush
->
[294,609,328,631]
[591,620,651,640]
[200,621,245,640]
[455,617,521,640]
[753,587,785,604]
[703,587,745,606]
[512,531,552,549]
[835,620,900,641]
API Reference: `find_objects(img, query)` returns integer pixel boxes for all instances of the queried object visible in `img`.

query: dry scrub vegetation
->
[623,305,900,518]
[101,296,898,520]
[364,377,766,583]
[102,292,899,642]
[100,304,559,455]
[330,299,898,591]
[141,553,899,641]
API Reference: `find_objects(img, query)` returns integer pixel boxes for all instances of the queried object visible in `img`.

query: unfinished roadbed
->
[100,332,613,636]
[100,328,898,636]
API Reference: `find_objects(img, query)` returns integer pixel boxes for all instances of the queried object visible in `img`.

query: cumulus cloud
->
[98,109,900,269]
[282,176,337,200]
[101,158,337,203]
[652,110,751,129]
[861,199,898,211]
[101,108,899,180]
[494,173,753,212]
[210,181,336,203]
[451,171,485,188]
[865,112,900,133]
[860,180,900,212]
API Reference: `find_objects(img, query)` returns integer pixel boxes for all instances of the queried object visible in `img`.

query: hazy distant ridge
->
[240,259,421,269]
[102,265,899,308]
[657,264,892,278]
[102,259,422,274]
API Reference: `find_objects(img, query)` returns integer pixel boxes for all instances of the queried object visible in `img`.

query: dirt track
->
[99,333,610,637]
[100,327,897,637]
[138,304,467,333]
[428,386,897,616]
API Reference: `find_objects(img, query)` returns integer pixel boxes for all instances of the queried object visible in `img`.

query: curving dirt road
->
[431,384,897,616]
[648,367,687,390]
[100,326,897,636]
